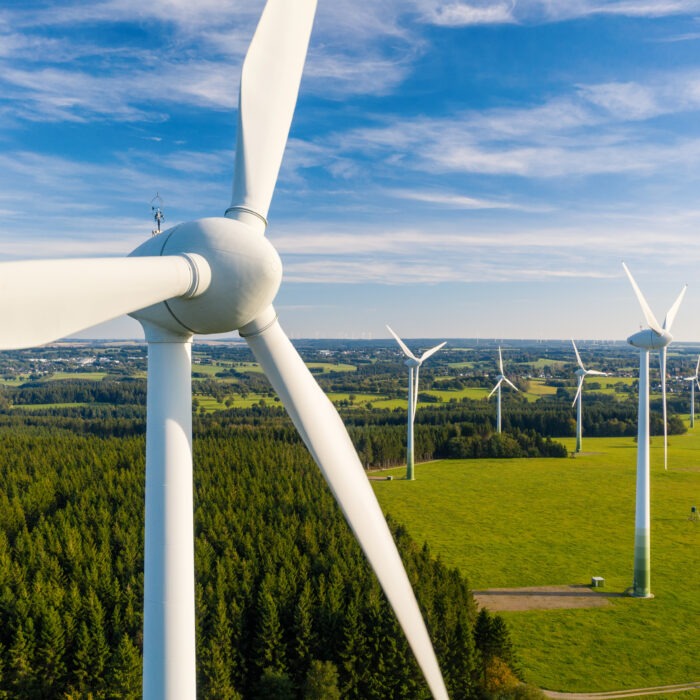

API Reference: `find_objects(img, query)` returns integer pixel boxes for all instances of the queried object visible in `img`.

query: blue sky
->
[1,0,700,341]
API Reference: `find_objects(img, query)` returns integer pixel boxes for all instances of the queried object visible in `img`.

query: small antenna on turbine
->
[151,193,165,236]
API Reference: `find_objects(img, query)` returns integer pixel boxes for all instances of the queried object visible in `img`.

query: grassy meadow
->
[371,430,700,694]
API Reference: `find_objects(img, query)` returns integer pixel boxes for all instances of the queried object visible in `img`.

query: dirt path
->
[541,681,700,698]
[472,584,623,612]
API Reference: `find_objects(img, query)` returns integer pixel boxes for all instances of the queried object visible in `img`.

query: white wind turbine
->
[387,326,446,481]
[0,3,449,699]
[571,339,607,453]
[488,347,519,434]
[623,263,686,598]
[683,355,700,428]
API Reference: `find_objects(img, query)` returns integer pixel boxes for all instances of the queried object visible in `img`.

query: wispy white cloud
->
[415,2,516,26]
[416,0,700,25]
[384,188,539,210]
[555,0,700,19]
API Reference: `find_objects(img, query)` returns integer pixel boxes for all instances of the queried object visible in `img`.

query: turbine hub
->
[405,358,421,368]
[129,217,282,335]
[627,328,672,350]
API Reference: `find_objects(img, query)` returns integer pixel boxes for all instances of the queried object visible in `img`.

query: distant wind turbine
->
[488,347,519,434]
[683,355,700,428]
[387,326,446,480]
[623,262,686,598]
[571,340,607,453]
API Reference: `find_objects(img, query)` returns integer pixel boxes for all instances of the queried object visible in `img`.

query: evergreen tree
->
[37,605,67,695]
[303,659,341,700]
[8,620,36,697]
[339,597,369,699]
[106,634,141,699]
[293,579,315,678]
[254,580,286,675]
[72,621,93,692]
[254,667,295,700]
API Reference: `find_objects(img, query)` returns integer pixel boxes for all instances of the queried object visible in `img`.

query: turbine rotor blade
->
[386,325,418,361]
[695,354,700,378]
[0,255,206,350]
[488,378,504,399]
[228,0,317,225]
[663,284,687,332]
[419,341,446,363]
[572,376,584,409]
[585,370,607,377]
[622,262,663,334]
[498,346,504,375]
[413,365,420,421]
[502,376,519,392]
[571,339,585,371]
[242,309,449,700]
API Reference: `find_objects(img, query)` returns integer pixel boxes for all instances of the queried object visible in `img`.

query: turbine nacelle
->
[627,328,672,350]
[404,357,421,368]
[129,217,282,336]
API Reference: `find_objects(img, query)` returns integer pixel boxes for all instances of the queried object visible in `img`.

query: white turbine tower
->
[683,355,700,428]
[657,305,680,471]
[387,326,446,481]
[571,339,607,453]
[623,263,686,598]
[0,3,450,699]
[488,347,519,434]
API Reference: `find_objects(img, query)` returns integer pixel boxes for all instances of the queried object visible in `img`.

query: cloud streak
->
[412,0,700,26]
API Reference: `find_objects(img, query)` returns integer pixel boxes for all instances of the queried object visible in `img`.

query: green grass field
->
[11,402,93,411]
[0,371,109,385]
[524,378,558,400]
[423,386,491,402]
[371,431,700,694]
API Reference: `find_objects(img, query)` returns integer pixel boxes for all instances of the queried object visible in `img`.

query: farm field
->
[372,431,700,694]
[0,371,109,385]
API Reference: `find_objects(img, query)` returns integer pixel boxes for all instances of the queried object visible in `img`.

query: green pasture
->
[325,392,395,408]
[530,358,570,370]
[233,361,265,374]
[447,361,478,370]
[525,378,558,399]
[602,377,636,387]
[307,362,357,373]
[0,377,29,386]
[11,402,92,411]
[0,371,108,385]
[231,361,356,374]
[192,363,229,377]
[372,432,700,694]
[193,393,279,411]
[42,371,109,381]
[423,386,491,402]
